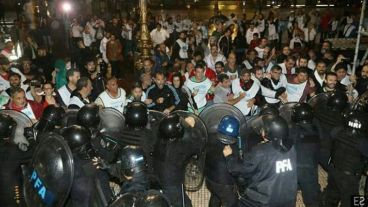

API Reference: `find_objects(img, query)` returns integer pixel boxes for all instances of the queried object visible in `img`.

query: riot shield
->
[146,110,166,131]
[200,103,247,139]
[23,133,74,207]
[61,109,78,128]
[279,102,298,126]
[99,107,125,134]
[307,92,330,110]
[0,109,33,146]
[109,193,136,207]
[352,91,368,113]
[172,110,208,192]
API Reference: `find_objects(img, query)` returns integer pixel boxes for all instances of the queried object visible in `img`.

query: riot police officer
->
[313,91,348,171]
[34,105,64,138]
[0,113,33,207]
[62,125,112,206]
[205,115,240,207]
[290,103,320,207]
[76,103,101,131]
[154,113,204,207]
[323,112,368,207]
[119,101,157,174]
[223,115,297,207]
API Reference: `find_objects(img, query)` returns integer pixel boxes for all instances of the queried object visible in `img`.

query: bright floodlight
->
[62,2,72,13]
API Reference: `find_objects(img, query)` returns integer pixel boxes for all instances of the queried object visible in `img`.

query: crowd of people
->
[0,5,367,207]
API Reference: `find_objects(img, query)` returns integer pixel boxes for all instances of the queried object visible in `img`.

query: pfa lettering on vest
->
[275,159,293,174]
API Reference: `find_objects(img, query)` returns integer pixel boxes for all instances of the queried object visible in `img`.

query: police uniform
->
[0,141,33,207]
[290,123,320,207]
[225,142,298,207]
[323,125,368,207]
[154,127,203,207]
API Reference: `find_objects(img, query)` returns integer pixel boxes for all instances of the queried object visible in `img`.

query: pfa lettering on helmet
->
[29,169,55,206]
[275,159,293,174]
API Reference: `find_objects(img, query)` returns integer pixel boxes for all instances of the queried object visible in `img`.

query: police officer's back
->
[289,103,320,207]
[223,115,297,207]
[323,112,368,207]
[154,114,202,207]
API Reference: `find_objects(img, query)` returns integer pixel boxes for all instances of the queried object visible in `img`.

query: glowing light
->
[62,2,72,13]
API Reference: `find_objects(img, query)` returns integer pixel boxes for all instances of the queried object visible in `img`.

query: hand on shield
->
[223,145,233,157]
[92,157,109,170]
[184,116,195,128]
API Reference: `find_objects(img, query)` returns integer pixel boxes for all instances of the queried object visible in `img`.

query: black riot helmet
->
[0,113,16,139]
[135,190,170,207]
[159,114,184,142]
[77,103,101,129]
[260,104,279,116]
[344,111,367,131]
[327,91,348,112]
[125,101,148,129]
[263,115,292,152]
[291,103,313,124]
[61,125,92,155]
[36,105,65,133]
[119,145,146,178]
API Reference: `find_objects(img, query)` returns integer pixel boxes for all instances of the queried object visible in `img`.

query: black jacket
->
[226,142,297,206]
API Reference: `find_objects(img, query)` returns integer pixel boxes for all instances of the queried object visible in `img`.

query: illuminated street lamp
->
[62,2,72,13]
[61,2,72,50]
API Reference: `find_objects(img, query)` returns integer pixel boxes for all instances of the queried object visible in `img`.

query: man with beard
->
[356,64,368,95]
[0,57,27,92]
[261,65,288,107]
[311,60,327,92]
[231,69,261,116]
[146,72,180,114]
[279,56,296,76]
[286,67,316,103]
[0,114,34,207]
[68,77,93,109]
[1,72,25,97]
[56,68,80,107]
[84,59,104,101]
[204,45,227,72]
[316,72,346,94]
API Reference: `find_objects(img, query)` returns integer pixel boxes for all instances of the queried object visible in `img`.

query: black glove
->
[275,87,286,98]
[23,127,35,140]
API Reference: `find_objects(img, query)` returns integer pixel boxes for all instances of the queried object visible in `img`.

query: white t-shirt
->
[95,88,127,113]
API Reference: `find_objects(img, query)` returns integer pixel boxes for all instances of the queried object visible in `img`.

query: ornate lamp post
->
[135,0,152,71]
